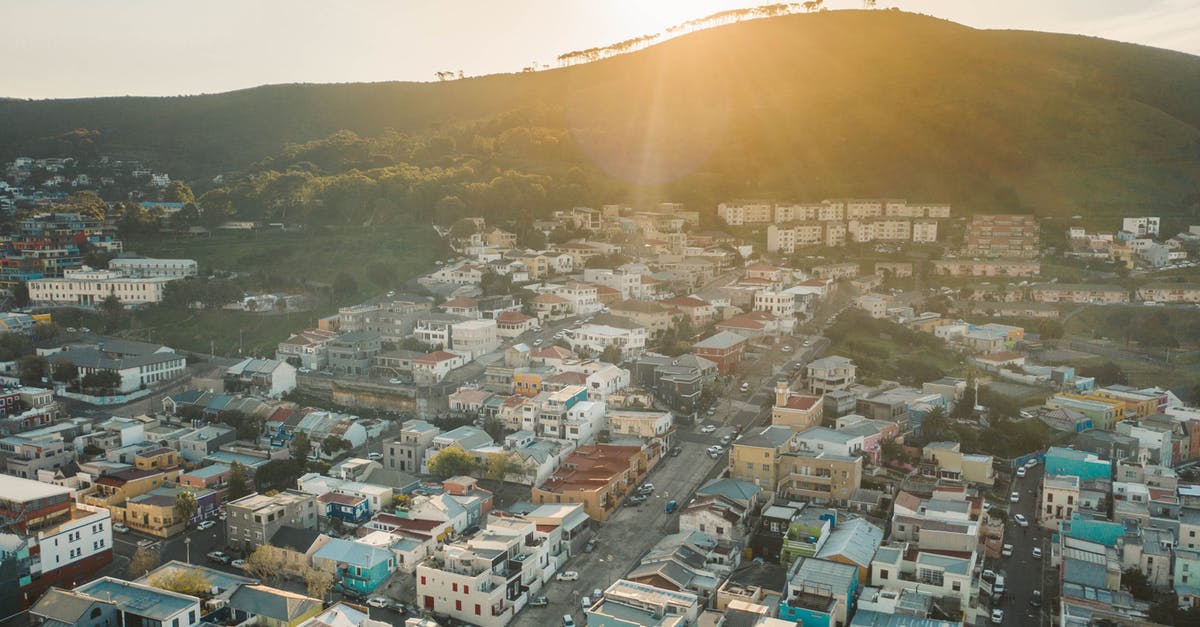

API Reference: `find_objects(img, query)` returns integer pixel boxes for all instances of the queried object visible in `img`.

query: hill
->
[2,10,1198,222]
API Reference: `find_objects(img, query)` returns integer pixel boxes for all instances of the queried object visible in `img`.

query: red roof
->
[442,297,479,309]
[782,394,821,410]
[979,351,1023,362]
[532,346,574,359]
[661,296,709,308]
[533,294,570,304]
[318,492,365,505]
[496,311,532,323]
[416,351,459,364]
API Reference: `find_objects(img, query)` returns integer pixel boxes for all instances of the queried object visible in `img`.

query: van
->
[563,615,575,627]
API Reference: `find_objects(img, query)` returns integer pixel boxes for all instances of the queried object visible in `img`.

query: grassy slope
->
[0,11,1197,217]
[121,225,443,355]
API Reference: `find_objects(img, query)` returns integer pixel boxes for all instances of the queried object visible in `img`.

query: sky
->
[4,0,1199,99]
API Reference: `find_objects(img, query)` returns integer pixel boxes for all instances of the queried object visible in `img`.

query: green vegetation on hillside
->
[1,10,1197,221]
[825,308,962,385]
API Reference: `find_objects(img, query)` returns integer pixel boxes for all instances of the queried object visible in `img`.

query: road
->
[983,462,1050,626]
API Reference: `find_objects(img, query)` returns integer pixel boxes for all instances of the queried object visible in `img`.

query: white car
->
[1016,467,1027,478]
[1025,458,1039,468]
[700,424,717,433]
[1001,544,1013,557]
[112,523,129,533]
[555,571,579,582]
[1010,491,1020,503]
[367,597,390,608]
[368,452,383,461]
[1014,514,1029,527]
[991,609,1004,624]
[389,378,403,384]
[196,520,216,531]
[1032,547,1043,559]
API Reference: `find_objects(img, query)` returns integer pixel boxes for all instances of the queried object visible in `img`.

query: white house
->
[28,267,176,307]
[413,351,469,384]
[46,346,187,394]
[566,315,648,358]
[450,319,500,358]
[225,358,297,398]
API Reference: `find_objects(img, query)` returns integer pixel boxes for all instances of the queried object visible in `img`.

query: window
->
[952,581,961,591]
[879,569,889,580]
[464,585,469,594]
[420,576,426,585]
[452,583,458,592]
[475,604,481,616]
[455,600,462,611]
[1047,494,1053,503]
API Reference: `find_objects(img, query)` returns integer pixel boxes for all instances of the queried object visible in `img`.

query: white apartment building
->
[912,219,939,243]
[36,502,113,576]
[1123,216,1160,238]
[416,515,564,627]
[451,319,500,359]
[28,267,176,307]
[582,268,641,299]
[557,361,631,401]
[753,289,796,329]
[717,202,773,225]
[555,283,602,316]
[871,543,976,608]
[108,258,198,278]
[567,319,648,358]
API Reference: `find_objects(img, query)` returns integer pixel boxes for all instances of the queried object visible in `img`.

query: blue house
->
[313,538,395,595]
[778,556,859,627]
[1045,446,1112,482]
[318,492,371,524]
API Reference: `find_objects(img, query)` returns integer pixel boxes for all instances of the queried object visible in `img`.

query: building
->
[963,214,1039,258]
[779,557,860,627]
[45,345,186,394]
[921,441,995,486]
[68,577,201,627]
[806,356,856,395]
[451,319,500,358]
[772,382,824,431]
[567,314,649,358]
[777,448,863,505]
[870,544,975,609]
[691,331,747,376]
[226,490,319,552]
[328,331,383,376]
[531,444,651,521]
[1030,284,1130,304]
[1122,217,1160,238]
[413,350,469,384]
[122,485,219,537]
[587,579,701,627]
[1137,283,1200,304]
[0,474,113,609]
[729,426,801,491]
[228,585,323,627]
[930,258,1041,277]
[1041,474,1081,530]
[225,358,297,398]
[28,266,176,307]
[313,538,396,595]
[108,257,198,278]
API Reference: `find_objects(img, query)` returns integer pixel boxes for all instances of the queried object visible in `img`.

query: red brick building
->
[692,331,748,375]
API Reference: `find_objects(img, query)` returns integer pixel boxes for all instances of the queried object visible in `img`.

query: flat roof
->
[0,473,72,503]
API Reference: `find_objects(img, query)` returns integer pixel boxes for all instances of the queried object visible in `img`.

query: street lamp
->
[184,537,191,564]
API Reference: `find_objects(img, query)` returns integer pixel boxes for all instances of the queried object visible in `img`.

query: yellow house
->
[120,485,218,538]
[83,468,168,513]
[1063,393,1128,424]
[728,426,800,491]
[922,441,995,486]
[1089,388,1158,420]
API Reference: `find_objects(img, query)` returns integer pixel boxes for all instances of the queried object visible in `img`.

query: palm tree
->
[920,406,950,442]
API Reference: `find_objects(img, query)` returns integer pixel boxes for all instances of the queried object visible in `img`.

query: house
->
[71,578,201,627]
[440,296,480,319]
[121,485,219,537]
[627,530,727,594]
[921,441,994,486]
[566,314,649,358]
[313,538,396,595]
[275,328,340,370]
[609,299,674,338]
[416,513,565,627]
[413,351,469,384]
[870,543,975,609]
[662,296,716,327]
[328,332,382,376]
[695,478,763,509]
[772,382,824,431]
[226,490,319,552]
[779,557,860,627]
[178,425,236,462]
[715,560,789,611]
[632,353,718,415]
[591,580,703,627]
[679,494,749,547]
[806,356,856,395]
[225,358,297,398]
[495,311,536,338]
[531,444,652,521]
[1030,283,1129,304]
[815,518,884,584]
[729,426,801,491]
[692,331,747,375]
[228,585,323,627]
[29,587,121,627]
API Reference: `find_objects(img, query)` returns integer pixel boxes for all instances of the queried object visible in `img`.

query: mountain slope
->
[2,10,1198,218]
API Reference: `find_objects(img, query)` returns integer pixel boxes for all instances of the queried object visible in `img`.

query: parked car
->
[367,597,390,608]
[1015,514,1029,527]
[1001,544,1013,557]
[669,447,682,457]
[593,588,602,600]
[196,520,216,531]
[720,435,732,445]
[584,539,596,553]
[982,569,996,582]
[1030,590,1042,607]
[739,382,750,392]
[580,596,591,609]
[207,551,231,564]
[563,615,575,627]
[1016,466,1027,478]
[231,559,246,570]
[665,500,678,514]
[390,602,407,613]
[112,523,129,533]
[1032,546,1043,559]
[638,483,654,494]
[556,571,579,582]
[368,452,383,461]
[137,539,156,548]
[389,378,403,384]
[991,609,1004,624]
[781,345,792,353]
[706,407,716,415]
[700,424,717,433]
[529,596,548,608]
[1025,458,1039,468]
[1010,491,1020,503]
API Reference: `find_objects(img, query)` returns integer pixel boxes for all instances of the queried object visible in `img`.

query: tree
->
[393,494,411,510]
[484,452,529,483]
[18,355,49,386]
[149,569,211,597]
[323,435,350,455]
[427,447,480,479]
[129,546,160,577]
[1036,319,1064,340]
[81,370,122,394]
[100,293,124,330]
[920,406,950,442]
[304,565,336,599]
[52,360,78,383]
[228,461,250,500]
[31,323,60,341]
[1123,567,1153,601]
[164,181,196,204]
[600,345,622,364]
[292,432,312,465]
[0,332,32,361]
[174,490,198,526]
[244,545,287,583]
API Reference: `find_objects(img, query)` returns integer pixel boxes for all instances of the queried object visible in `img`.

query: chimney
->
[775,381,789,407]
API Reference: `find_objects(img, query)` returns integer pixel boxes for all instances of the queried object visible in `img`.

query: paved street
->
[982,463,1050,626]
